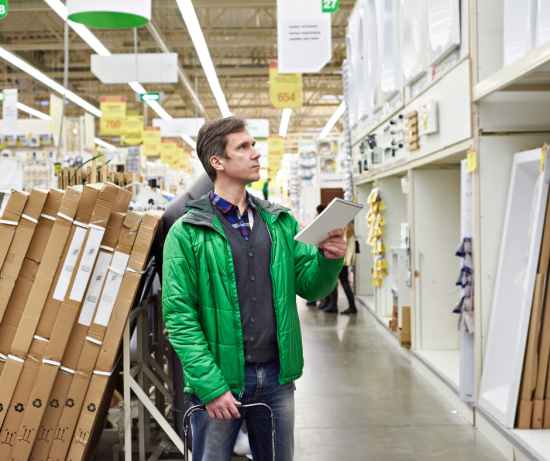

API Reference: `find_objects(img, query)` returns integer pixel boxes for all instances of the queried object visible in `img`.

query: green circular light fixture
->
[67,0,151,29]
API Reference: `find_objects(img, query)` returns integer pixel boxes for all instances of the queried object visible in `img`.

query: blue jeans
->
[188,359,295,461]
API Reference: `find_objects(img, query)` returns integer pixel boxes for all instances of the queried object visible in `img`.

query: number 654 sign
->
[322,0,339,13]
[0,1,8,19]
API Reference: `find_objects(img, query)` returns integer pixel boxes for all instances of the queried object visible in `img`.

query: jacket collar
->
[182,192,289,232]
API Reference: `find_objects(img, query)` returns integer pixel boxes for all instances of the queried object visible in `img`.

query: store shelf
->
[415,350,460,389]
[474,40,550,102]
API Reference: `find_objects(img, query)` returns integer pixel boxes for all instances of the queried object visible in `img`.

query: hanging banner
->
[121,115,144,146]
[161,140,178,166]
[99,96,126,136]
[277,0,332,73]
[267,136,285,179]
[269,62,302,109]
[2,89,18,137]
[142,126,161,156]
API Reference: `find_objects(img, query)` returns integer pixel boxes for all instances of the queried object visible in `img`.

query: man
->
[163,117,345,460]
[262,178,270,200]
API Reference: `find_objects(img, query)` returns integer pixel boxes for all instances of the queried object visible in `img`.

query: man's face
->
[212,129,261,184]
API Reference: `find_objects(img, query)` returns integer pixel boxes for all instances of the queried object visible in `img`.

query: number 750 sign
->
[322,0,339,13]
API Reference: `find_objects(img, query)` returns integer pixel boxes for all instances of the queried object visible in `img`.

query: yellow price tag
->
[121,115,144,146]
[142,127,162,157]
[541,146,547,172]
[100,96,126,136]
[269,61,302,109]
[466,149,477,173]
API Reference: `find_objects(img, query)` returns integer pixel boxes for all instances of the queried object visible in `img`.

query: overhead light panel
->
[43,0,111,56]
[146,100,172,121]
[319,102,346,139]
[94,138,117,150]
[279,108,292,138]
[0,47,102,117]
[182,134,197,149]
[129,81,146,94]
[16,102,52,121]
[175,0,230,117]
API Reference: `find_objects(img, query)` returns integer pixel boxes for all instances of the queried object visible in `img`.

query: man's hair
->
[196,116,248,181]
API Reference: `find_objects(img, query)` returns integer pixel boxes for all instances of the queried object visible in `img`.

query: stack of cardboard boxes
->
[389,306,398,333]
[0,185,161,460]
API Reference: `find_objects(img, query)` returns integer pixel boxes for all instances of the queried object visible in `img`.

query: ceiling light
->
[129,81,146,94]
[16,102,51,121]
[0,47,102,117]
[175,0,230,117]
[279,109,292,138]
[182,134,197,149]
[43,0,110,56]
[146,100,172,121]
[94,137,116,150]
[337,95,345,100]
[319,101,346,139]
[322,95,337,100]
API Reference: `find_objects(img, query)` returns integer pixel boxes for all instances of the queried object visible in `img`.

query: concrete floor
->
[295,294,506,461]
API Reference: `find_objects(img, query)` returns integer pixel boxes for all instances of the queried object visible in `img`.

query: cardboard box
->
[398,306,411,348]
[0,187,84,431]
[66,211,161,461]
[516,274,545,429]
[8,184,121,461]
[0,190,28,271]
[0,189,49,323]
[0,211,128,461]
[44,212,143,461]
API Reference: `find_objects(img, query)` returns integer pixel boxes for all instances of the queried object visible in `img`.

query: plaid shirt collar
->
[210,191,257,215]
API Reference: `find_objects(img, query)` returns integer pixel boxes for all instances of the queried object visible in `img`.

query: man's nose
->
[251,148,261,159]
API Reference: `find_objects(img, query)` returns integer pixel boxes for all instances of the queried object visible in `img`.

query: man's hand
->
[205,390,242,420]
[319,229,346,260]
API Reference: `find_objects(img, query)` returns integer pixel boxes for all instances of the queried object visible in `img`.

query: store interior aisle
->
[294,293,505,461]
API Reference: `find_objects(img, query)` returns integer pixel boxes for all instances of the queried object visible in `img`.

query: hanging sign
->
[466,149,477,173]
[67,0,151,29]
[0,1,8,19]
[50,93,63,136]
[2,89,17,137]
[321,0,339,13]
[99,96,126,136]
[267,136,285,179]
[161,141,178,166]
[121,115,144,146]
[142,126,161,156]
[269,62,302,109]
[277,0,332,73]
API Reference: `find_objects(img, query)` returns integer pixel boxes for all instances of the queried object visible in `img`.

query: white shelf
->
[415,349,460,389]
[474,40,550,101]
[512,430,550,460]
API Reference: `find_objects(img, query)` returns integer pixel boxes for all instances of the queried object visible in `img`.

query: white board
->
[426,0,461,66]
[478,147,550,428]
[91,53,179,84]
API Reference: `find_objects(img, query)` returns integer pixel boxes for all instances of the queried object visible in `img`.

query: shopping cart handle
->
[182,403,276,461]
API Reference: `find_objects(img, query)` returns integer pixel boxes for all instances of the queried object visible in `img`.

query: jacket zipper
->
[237,388,245,402]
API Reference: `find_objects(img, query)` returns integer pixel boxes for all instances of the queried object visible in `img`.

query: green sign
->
[322,0,339,13]
[0,1,8,19]
[141,93,160,102]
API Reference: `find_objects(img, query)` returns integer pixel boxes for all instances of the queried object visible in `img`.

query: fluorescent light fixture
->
[129,81,146,94]
[322,95,337,100]
[175,0,230,117]
[279,108,292,137]
[319,102,346,139]
[43,0,110,56]
[0,47,102,117]
[182,134,197,149]
[147,100,172,121]
[16,102,52,121]
[94,137,116,150]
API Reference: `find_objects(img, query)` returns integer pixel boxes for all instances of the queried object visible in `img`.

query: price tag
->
[142,127,162,157]
[269,61,302,109]
[121,115,143,146]
[541,146,547,172]
[100,96,126,136]
[322,0,339,13]
[466,149,477,173]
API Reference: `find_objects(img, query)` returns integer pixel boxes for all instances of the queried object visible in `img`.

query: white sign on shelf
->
[2,89,17,137]
[246,119,270,139]
[277,0,332,73]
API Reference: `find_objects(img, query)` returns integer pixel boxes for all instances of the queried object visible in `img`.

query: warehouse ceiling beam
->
[145,21,210,119]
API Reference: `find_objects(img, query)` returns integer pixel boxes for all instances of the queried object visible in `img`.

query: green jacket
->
[162,194,343,403]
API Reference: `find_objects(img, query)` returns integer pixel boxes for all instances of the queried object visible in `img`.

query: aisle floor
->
[294,294,506,461]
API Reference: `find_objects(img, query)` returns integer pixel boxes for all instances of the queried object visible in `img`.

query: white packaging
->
[77,251,113,327]
[53,227,87,301]
[69,227,106,302]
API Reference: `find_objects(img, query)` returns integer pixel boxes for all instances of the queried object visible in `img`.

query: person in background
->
[163,116,346,461]
[262,178,270,200]
[306,204,327,308]
[323,223,358,315]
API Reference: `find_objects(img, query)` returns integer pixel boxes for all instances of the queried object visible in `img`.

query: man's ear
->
[210,156,225,173]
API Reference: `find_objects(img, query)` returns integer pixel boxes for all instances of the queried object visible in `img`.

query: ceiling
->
[1,0,353,151]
